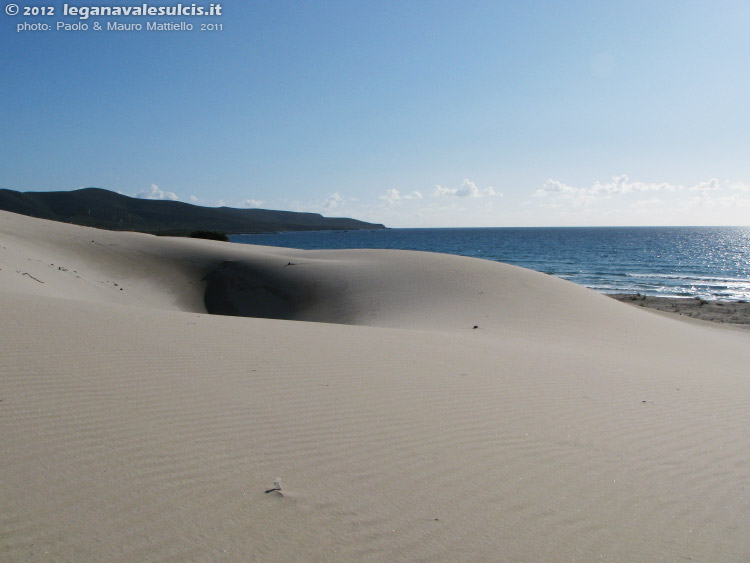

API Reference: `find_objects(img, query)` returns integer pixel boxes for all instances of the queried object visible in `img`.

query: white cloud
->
[589,175,676,195]
[685,190,750,210]
[135,184,178,201]
[532,179,597,207]
[380,189,401,206]
[189,195,199,203]
[434,179,498,198]
[533,178,578,198]
[689,178,720,192]
[379,188,424,206]
[528,175,750,224]
[284,192,357,215]
[729,182,750,192]
[240,199,264,208]
[534,175,725,203]
[324,192,344,211]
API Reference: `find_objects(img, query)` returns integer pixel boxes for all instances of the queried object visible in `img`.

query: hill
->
[0,187,386,234]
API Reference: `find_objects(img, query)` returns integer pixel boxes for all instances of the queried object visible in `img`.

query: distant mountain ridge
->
[0,187,386,235]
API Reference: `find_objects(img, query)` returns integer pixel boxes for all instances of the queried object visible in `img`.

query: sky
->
[2,1,749,227]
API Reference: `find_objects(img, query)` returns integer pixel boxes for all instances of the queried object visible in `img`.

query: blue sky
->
[2,1,749,227]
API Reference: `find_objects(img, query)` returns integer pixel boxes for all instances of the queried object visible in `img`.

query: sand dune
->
[2,210,750,562]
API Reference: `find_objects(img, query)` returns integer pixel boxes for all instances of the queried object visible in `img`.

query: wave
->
[625,272,750,284]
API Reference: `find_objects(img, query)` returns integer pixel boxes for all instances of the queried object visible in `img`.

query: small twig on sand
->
[264,477,283,494]
[22,272,44,283]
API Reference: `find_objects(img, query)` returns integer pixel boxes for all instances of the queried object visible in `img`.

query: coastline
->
[230,226,750,302]
[609,293,750,330]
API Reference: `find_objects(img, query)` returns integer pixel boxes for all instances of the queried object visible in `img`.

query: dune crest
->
[0,210,671,335]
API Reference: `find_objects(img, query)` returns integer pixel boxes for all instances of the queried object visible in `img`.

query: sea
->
[230,227,750,302]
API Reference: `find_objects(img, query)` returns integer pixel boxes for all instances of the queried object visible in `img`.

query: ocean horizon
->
[231,226,750,302]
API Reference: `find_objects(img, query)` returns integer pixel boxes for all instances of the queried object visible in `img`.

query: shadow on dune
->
[203,260,303,320]
[199,250,643,332]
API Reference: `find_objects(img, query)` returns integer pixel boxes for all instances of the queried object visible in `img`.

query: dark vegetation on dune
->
[190,230,229,242]
[0,187,386,235]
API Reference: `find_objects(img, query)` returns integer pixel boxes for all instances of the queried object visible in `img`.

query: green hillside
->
[0,188,386,235]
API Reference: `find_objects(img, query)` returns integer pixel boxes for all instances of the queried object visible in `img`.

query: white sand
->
[2,210,750,562]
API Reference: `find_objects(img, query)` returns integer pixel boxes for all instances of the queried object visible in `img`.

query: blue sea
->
[230,227,750,302]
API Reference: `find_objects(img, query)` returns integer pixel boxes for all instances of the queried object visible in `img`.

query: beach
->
[2,210,750,562]
[609,293,750,330]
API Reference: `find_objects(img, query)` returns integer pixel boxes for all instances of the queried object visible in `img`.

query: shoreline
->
[226,227,750,303]
[608,293,750,329]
